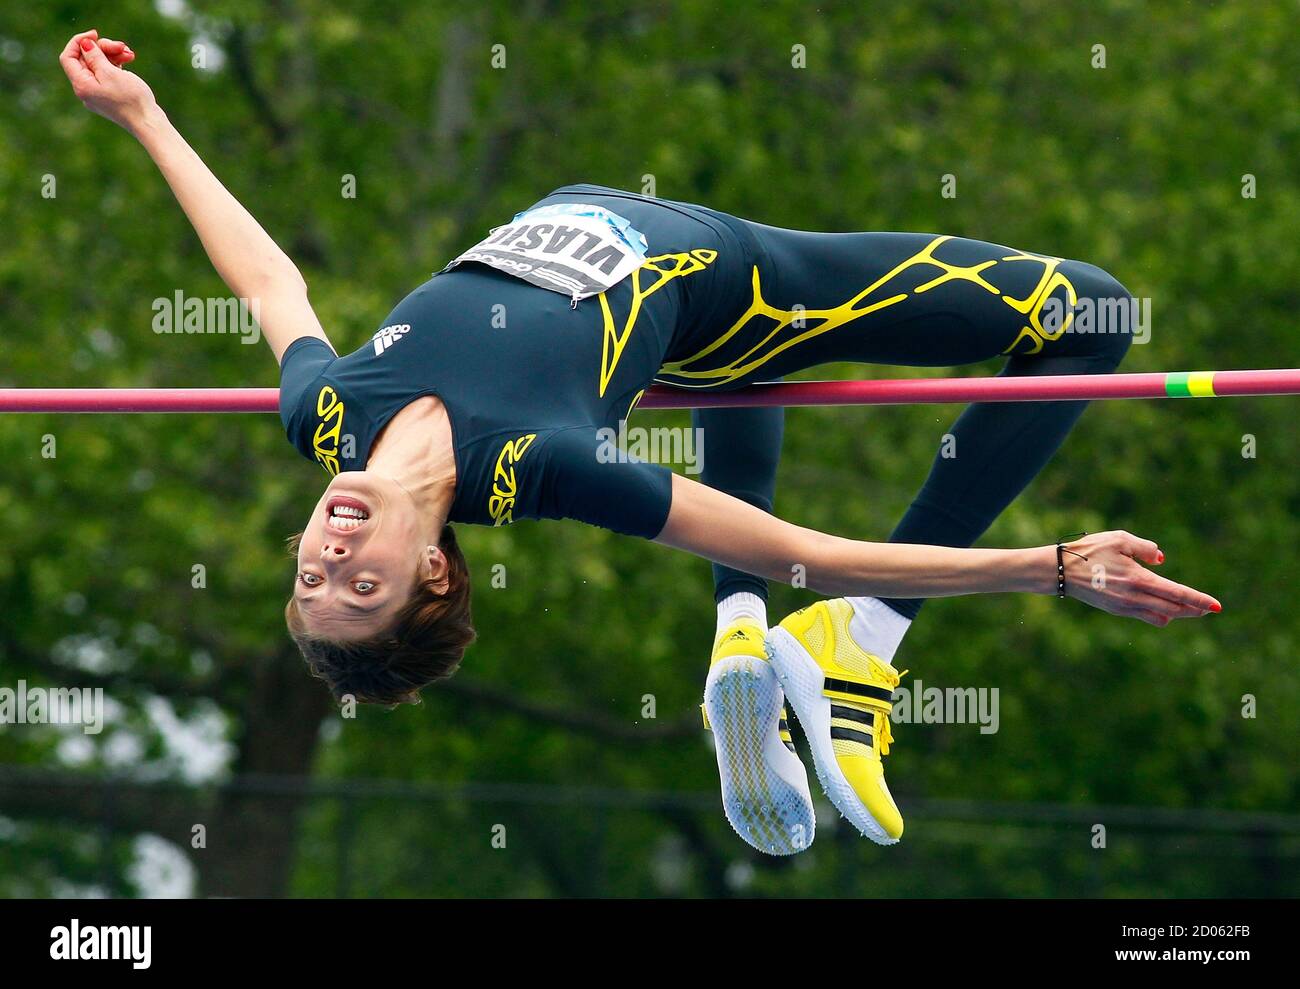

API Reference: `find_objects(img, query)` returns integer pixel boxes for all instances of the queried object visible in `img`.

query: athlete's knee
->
[1062,261,1137,368]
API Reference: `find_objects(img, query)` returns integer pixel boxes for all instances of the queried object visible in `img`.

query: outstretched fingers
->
[1127,607,1172,628]
[1132,571,1221,618]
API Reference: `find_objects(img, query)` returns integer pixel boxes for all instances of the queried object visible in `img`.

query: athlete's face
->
[293,472,448,639]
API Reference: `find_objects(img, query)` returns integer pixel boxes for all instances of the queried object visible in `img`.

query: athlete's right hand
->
[1057,530,1221,626]
[60,30,157,133]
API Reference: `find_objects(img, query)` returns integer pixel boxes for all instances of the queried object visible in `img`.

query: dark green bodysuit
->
[281,184,1135,617]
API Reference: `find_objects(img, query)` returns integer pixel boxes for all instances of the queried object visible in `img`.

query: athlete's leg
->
[670,223,1136,844]
[662,226,1135,636]
[694,402,817,856]
[877,318,1132,623]
[694,404,784,609]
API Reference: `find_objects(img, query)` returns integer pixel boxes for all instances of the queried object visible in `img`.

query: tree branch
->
[0,635,223,701]
[437,675,701,742]
[224,24,291,148]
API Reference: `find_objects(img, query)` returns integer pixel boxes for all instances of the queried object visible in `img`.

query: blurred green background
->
[1,0,1297,897]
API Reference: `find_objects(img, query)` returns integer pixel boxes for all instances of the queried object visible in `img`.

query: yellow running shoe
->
[767,600,905,844]
[702,620,816,856]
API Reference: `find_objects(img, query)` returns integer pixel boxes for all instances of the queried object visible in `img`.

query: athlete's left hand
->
[1058,529,1221,626]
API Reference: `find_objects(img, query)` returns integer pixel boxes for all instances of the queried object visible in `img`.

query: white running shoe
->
[703,621,816,855]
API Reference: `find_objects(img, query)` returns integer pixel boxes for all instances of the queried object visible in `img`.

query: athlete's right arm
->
[655,473,1221,626]
[59,30,331,363]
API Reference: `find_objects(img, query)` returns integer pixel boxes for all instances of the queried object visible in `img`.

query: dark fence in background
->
[1,768,1296,898]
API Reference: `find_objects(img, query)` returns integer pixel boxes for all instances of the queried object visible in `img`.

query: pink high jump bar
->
[1,369,1299,412]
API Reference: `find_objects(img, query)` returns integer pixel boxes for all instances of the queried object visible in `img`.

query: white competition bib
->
[444,203,649,304]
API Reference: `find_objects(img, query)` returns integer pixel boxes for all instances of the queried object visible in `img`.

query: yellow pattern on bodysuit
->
[656,235,1077,389]
[487,433,537,526]
[596,249,718,396]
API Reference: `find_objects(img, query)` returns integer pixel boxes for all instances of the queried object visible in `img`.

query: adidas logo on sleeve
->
[372,323,411,356]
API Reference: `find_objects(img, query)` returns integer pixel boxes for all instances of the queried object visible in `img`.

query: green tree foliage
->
[0,0,1295,896]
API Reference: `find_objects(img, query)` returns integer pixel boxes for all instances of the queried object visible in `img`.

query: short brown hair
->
[284,525,475,706]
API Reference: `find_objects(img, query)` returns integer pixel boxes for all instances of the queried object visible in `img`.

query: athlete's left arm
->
[59,30,331,363]
[654,473,1219,626]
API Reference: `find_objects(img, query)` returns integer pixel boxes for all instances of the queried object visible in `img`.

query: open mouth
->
[326,496,371,533]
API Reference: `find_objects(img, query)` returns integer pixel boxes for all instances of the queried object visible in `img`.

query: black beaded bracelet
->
[1056,532,1089,598]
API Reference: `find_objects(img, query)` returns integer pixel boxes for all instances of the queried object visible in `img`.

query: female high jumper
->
[61,30,1219,856]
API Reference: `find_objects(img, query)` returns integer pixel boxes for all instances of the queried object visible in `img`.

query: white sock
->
[716,591,768,637]
[846,597,912,664]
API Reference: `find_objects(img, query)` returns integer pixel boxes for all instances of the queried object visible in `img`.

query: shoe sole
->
[767,627,898,845]
[704,655,815,856]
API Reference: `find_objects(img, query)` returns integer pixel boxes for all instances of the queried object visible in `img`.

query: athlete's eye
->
[299,572,323,587]
[354,581,376,593]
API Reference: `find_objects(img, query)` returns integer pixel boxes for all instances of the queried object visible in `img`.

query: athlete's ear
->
[424,544,451,595]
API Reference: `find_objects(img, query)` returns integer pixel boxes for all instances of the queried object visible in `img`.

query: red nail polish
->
[80,38,94,51]
[1210,602,1222,613]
